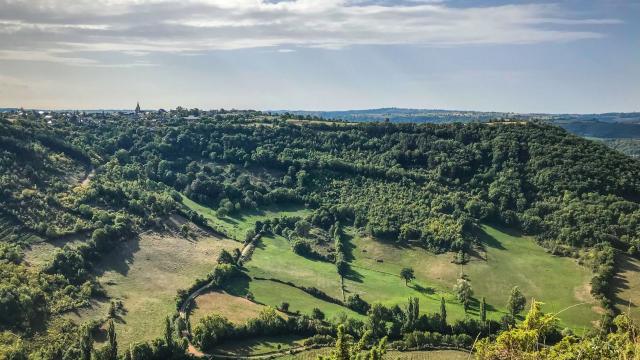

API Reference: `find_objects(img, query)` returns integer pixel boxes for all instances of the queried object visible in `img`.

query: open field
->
[214,334,306,357]
[190,290,269,325]
[281,348,469,360]
[225,275,362,320]
[65,231,238,350]
[246,235,343,298]
[349,225,598,329]
[611,254,640,321]
[180,194,310,240]
[23,233,89,268]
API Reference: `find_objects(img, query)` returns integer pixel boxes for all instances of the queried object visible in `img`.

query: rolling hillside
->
[1,111,639,359]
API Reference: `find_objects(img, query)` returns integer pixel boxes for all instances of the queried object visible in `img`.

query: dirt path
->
[80,168,95,186]
[179,232,264,357]
[238,232,262,263]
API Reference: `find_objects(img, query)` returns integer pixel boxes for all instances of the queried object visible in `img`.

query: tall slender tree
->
[440,297,447,332]
[480,297,487,324]
[79,324,93,360]
[107,319,118,360]
[164,316,173,350]
[403,297,419,332]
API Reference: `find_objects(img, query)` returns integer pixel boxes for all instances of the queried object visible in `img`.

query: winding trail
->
[179,232,264,357]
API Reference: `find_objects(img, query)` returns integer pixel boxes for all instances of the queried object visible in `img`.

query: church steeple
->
[135,102,141,114]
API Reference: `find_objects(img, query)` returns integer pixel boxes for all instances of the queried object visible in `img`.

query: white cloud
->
[0,0,620,66]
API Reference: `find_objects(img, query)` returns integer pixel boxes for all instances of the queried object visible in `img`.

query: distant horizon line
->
[2,106,639,117]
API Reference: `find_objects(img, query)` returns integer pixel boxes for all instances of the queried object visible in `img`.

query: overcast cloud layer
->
[0,0,621,66]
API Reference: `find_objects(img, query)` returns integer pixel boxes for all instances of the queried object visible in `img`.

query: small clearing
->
[190,291,267,325]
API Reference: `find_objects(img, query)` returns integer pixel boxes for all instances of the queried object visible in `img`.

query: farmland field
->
[190,290,270,325]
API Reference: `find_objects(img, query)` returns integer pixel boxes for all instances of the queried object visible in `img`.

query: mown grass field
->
[225,275,362,320]
[348,224,598,330]
[180,194,310,240]
[190,290,269,325]
[66,232,238,350]
[246,234,343,299]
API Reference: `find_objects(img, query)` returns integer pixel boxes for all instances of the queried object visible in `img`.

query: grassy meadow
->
[67,195,600,354]
[612,254,640,321]
[181,192,599,332]
[180,193,310,240]
[245,234,343,298]
[190,290,270,325]
[66,232,238,350]
[348,225,598,330]
[225,275,362,320]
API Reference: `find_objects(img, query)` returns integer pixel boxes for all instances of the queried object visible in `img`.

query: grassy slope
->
[190,291,268,325]
[612,254,640,321]
[246,235,343,299]
[185,193,597,330]
[349,225,598,329]
[469,225,597,328]
[182,196,361,320]
[225,277,362,321]
[181,196,360,320]
[180,194,310,240]
[66,232,238,350]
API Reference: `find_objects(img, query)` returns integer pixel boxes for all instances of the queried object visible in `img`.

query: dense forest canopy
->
[12,112,637,252]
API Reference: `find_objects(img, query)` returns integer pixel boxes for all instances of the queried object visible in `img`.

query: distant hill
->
[275,108,640,126]
[275,108,640,156]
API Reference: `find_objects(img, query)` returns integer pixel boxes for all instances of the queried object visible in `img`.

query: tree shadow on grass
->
[215,335,301,356]
[343,266,364,283]
[610,253,640,309]
[477,228,506,251]
[224,272,253,298]
[92,236,140,277]
[467,246,487,262]
[411,283,435,295]
[341,232,356,262]
[220,216,240,226]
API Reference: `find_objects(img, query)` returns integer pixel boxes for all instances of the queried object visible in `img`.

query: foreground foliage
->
[476,302,640,360]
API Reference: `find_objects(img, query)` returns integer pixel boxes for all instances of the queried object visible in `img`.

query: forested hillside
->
[1,110,639,359]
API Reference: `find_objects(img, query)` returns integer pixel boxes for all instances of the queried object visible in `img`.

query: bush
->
[346,294,370,314]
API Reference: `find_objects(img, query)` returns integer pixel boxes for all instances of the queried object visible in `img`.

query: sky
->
[0,0,638,113]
